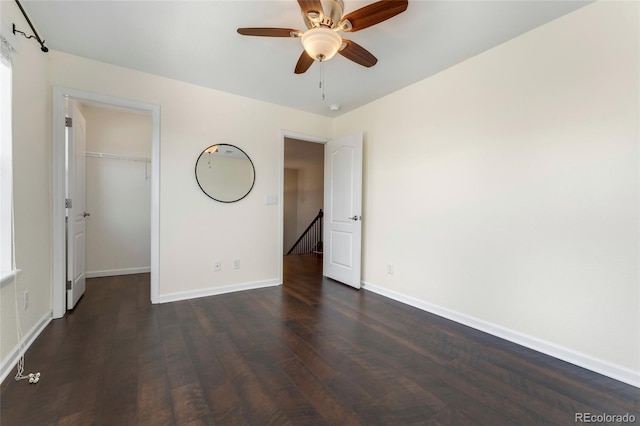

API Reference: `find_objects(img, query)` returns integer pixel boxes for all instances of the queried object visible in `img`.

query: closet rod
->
[86,151,150,163]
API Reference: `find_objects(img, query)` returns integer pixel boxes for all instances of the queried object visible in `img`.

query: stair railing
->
[287,209,323,255]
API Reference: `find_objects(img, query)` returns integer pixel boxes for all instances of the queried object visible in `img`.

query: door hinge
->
[65,117,72,127]
[66,280,72,290]
[65,198,72,208]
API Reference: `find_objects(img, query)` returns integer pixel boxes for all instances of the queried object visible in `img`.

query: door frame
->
[52,87,161,318]
[278,130,329,284]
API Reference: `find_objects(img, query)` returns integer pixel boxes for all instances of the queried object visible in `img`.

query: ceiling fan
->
[237,0,409,74]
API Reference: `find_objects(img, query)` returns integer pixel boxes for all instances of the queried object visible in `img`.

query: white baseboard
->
[0,311,52,385]
[86,267,151,278]
[361,281,640,389]
[158,278,281,304]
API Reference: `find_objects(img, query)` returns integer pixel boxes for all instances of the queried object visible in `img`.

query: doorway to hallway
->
[283,137,325,281]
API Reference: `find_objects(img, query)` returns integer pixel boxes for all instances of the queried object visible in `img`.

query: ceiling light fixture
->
[301,27,342,62]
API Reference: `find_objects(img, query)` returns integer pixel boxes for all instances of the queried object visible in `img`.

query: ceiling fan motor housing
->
[302,0,345,29]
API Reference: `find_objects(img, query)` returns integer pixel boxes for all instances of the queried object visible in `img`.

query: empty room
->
[0,0,638,424]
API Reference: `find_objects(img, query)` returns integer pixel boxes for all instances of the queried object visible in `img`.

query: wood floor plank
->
[137,367,176,425]
[96,340,139,425]
[232,331,327,425]
[185,331,246,425]
[278,355,361,425]
[213,333,292,425]
[170,382,214,425]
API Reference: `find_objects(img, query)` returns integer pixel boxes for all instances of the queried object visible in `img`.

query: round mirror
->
[195,144,256,203]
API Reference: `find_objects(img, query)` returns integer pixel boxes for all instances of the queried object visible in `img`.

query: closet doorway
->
[80,102,152,279]
[52,87,160,318]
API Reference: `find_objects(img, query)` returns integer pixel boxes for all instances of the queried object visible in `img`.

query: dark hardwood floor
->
[2,254,639,425]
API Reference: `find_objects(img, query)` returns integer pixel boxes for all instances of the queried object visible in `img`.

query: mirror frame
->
[195,143,256,203]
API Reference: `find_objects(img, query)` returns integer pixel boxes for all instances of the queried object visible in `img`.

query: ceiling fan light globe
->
[301,27,342,61]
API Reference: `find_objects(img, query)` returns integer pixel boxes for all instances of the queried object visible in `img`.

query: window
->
[0,35,13,279]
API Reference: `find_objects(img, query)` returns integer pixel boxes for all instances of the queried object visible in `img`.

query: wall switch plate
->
[214,260,222,272]
[387,264,394,275]
[266,195,278,205]
[233,259,240,269]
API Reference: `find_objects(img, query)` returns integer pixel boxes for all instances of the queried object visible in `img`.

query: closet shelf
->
[85,151,151,163]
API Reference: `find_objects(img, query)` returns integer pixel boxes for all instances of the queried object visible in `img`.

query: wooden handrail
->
[287,209,323,255]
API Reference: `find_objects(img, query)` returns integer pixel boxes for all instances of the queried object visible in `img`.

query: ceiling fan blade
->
[340,0,408,32]
[237,28,301,37]
[339,40,378,67]
[295,51,315,74]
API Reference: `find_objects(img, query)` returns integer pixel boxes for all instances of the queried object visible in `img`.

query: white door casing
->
[66,102,87,309]
[323,132,363,289]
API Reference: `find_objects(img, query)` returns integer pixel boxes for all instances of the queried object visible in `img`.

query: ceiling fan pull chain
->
[320,61,325,101]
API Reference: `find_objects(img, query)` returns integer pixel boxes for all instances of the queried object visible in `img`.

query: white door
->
[323,132,363,288]
[66,102,87,309]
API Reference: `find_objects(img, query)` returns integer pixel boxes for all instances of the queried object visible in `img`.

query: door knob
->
[349,215,361,221]
[83,212,91,218]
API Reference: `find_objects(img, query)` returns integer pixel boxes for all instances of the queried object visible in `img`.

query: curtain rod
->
[13,0,48,53]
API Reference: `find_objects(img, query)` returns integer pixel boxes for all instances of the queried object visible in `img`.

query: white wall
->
[0,2,52,376]
[48,51,333,300]
[82,105,152,276]
[334,1,639,383]
[295,165,323,238]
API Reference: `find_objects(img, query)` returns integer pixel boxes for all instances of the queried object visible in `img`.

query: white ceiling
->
[20,0,589,117]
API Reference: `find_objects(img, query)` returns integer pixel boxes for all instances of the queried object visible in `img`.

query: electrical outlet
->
[23,291,29,310]
[214,260,222,272]
[233,259,240,270]
[387,264,394,275]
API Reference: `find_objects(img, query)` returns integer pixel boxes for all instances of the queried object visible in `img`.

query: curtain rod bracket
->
[13,0,49,53]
